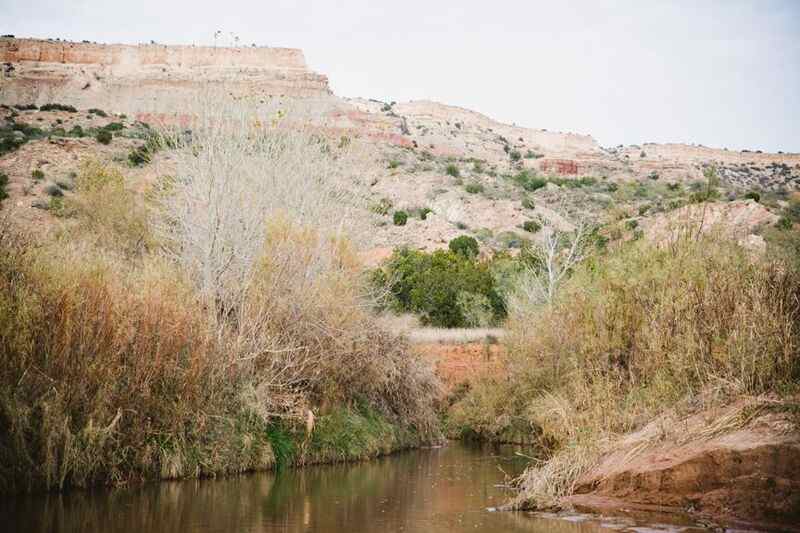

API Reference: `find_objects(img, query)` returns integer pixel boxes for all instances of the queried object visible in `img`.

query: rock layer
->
[0,37,330,112]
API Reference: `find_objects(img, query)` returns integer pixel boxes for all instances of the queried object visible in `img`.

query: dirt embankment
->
[564,399,800,530]
[414,341,504,392]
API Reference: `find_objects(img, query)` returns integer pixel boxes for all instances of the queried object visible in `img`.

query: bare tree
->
[509,206,593,312]
[153,94,372,311]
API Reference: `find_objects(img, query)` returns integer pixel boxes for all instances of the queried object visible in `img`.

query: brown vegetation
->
[448,233,800,522]
[0,100,441,494]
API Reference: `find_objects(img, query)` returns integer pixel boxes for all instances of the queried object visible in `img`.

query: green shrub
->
[449,235,479,259]
[509,150,521,162]
[522,197,535,210]
[445,164,460,178]
[68,125,85,137]
[777,216,794,230]
[31,169,45,180]
[625,219,639,230]
[393,210,408,226]
[95,130,112,145]
[510,170,547,192]
[388,160,401,169]
[103,122,125,132]
[11,122,44,137]
[13,104,38,111]
[0,172,8,202]
[381,248,503,327]
[743,191,760,202]
[548,176,598,188]
[523,220,541,233]
[525,150,543,159]
[418,207,433,220]
[40,103,77,112]
[88,108,108,117]
[465,182,484,194]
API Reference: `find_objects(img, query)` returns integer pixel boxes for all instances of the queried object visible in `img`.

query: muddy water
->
[1,442,706,533]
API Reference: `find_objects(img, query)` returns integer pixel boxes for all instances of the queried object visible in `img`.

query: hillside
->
[2,37,798,258]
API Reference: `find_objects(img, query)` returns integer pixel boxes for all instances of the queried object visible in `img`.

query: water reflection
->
[0,442,703,533]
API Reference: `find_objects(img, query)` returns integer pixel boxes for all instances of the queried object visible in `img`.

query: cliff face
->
[0,38,330,111]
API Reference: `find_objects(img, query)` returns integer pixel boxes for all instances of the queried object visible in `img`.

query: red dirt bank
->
[565,400,800,529]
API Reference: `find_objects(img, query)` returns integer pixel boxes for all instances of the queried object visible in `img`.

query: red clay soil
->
[564,405,800,529]
[413,342,504,392]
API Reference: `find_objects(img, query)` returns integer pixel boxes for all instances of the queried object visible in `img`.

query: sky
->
[2,0,798,152]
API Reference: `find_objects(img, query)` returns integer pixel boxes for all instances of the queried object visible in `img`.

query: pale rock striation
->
[0,37,330,112]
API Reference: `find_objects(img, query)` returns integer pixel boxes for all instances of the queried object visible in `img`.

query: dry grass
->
[451,234,800,509]
[0,230,261,492]
[0,96,441,493]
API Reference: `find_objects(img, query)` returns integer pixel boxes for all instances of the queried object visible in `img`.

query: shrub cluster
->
[445,163,460,178]
[95,129,112,145]
[510,170,547,191]
[0,172,8,202]
[40,103,77,113]
[376,240,505,327]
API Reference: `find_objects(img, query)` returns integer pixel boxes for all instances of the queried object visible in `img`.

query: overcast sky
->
[3,0,798,152]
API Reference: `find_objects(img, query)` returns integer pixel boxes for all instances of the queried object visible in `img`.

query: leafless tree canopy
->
[153,96,372,309]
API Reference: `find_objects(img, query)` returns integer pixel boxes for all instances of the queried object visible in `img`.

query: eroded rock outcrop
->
[0,37,330,113]
[565,400,800,527]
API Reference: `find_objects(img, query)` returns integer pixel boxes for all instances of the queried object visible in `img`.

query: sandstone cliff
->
[0,37,330,112]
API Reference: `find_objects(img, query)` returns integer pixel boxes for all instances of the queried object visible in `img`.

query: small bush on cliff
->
[511,170,547,192]
[0,172,8,202]
[743,191,760,202]
[449,235,479,259]
[95,129,112,145]
[465,182,484,194]
[393,210,408,226]
[103,122,125,132]
[446,163,460,178]
[522,220,541,233]
[40,103,77,113]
